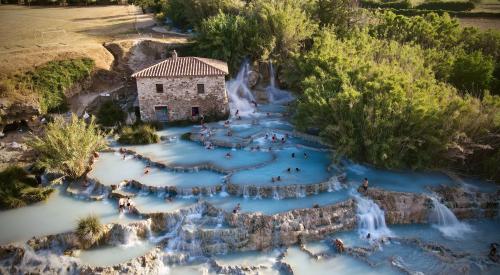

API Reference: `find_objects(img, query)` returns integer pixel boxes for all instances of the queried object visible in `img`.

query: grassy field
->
[0,5,162,74]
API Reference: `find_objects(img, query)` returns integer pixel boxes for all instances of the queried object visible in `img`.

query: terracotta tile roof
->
[131,57,229,78]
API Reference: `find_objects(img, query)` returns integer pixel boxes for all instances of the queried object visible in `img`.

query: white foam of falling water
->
[429,196,473,239]
[266,61,294,104]
[352,191,393,240]
[226,61,256,117]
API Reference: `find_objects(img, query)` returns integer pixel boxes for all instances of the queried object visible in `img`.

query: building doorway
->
[191,107,200,117]
[155,106,168,122]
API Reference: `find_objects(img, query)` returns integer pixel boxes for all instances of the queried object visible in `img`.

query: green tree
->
[28,114,107,179]
[96,101,126,127]
[248,0,318,62]
[450,51,494,97]
[313,0,361,35]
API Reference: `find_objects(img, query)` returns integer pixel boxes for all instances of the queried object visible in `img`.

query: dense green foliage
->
[155,0,244,29]
[24,58,94,113]
[96,101,126,127]
[76,215,104,249]
[118,124,160,145]
[360,0,475,11]
[0,166,54,209]
[360,0,412,9]
[370,12,500,97]
[194,0,317,72]
[287,25,500,181]
[415,1,475,11]
[28,114,107,179]
[313,0,361,34]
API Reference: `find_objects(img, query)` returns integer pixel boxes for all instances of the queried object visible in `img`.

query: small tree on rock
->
[28,114,107,179]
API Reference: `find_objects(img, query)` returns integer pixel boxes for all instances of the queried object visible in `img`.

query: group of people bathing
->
[270,152,308,183]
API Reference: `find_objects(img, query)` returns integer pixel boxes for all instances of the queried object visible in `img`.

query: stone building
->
[132,51,229,122]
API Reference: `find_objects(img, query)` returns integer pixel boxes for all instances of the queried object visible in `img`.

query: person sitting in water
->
[265,134,269,139]
[266,112,270,116]
[233,203,241,214]
[291,153,295,158]
[287,168,291,173]
[362,178,369,191]
[237,115,242,120]
[126,197,133,211]
[225,152,232,159]
[335,238,345,253]
[296,167,300,172]
[490,243,499,262]
[118,198,125,212]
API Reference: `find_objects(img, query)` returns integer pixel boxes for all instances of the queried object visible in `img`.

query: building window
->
[156,84,163,93]
[197,84,205,94]
[191,107,200,117]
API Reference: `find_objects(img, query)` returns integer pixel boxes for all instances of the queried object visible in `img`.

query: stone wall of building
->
[136,75,229,122]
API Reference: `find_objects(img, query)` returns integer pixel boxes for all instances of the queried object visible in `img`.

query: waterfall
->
[226,61,256,117]
[243,185,250,198]
[272,186,281,200]
[327,176,343,192]
[266,61,294,104]
[429,197,472,239]
[353,191,393,240]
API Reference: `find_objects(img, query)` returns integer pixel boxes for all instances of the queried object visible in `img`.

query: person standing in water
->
[362,178,369,191]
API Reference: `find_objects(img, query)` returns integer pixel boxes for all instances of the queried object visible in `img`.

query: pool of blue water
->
[89,152,225,187]
[126,140,274,171]
[343,161,456,193]
[230,147,333,186]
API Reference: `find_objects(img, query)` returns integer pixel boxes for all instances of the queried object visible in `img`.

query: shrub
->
[96,101,126,127]
[450,51,494,97]
[118,124,160,145]
[360,0,412,9]
[415,1,475,11]
[28,114,107,179]
[76,215,104,249]
[0,166,54,209]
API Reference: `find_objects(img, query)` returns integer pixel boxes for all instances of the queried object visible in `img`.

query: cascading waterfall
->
[266,61,294,104]
[429,196,472,239]
[327,176,343,192]
[226,61,256,117]
[352,191,393,240]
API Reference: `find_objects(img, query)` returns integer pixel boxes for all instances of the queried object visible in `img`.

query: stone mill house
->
[131,51,230,122]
